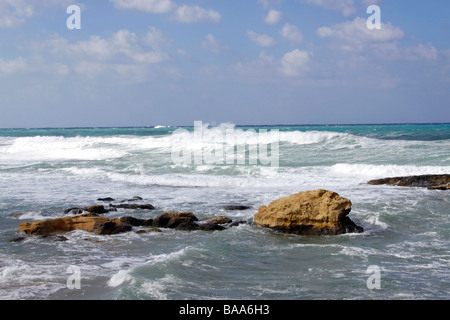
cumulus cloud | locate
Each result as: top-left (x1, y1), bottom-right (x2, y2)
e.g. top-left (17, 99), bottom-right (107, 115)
top-left (201, 34), bottom-right (226, 54)
top-left (0, 0), bottom-right (33, 28)
top-left (318, 17), bottom-right (405, 45)
top-left (317, 17), bottom-right (438, 61)
top-left (34, 27), bottom-right (173, 80)
top-left (234, 49), bottom-right (312, 79)
top-left (247, 30), bottom-right (276, 47)
top-left (265, 9), bottom-right (282, 25)
top-left (110, 1), bottom-right (221, 24)
top-left (48, 28), bottom-right (170, 64)
top-left (172, 5), bottom-right (221, 23)
top-left (109, 0), bottom-right (175, 13)
top-left (304, 0), bottom-right (356, 17)
top-left (257, 0), bottom-right (285, 9)
top-left (280, 49), bottom-right (311, 77)
top-left (280, 23), bottom-right (304, 45)
top-left (0, 57), bottom-right (28, 75)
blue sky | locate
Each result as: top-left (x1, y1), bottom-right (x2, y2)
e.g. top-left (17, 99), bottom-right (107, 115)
top-left (0, 0), bottom-right (449, 128)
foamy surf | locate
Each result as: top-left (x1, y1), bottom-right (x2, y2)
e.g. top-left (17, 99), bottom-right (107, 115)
top-left (0, 123), bottom-right (448, 300)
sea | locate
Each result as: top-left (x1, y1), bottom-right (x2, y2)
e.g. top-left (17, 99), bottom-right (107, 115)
top-left (0, 123), bottom-right (448, 300)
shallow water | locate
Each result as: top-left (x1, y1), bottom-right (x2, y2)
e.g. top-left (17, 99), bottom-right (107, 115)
top-left (0, 124), bottom-right (449, 300)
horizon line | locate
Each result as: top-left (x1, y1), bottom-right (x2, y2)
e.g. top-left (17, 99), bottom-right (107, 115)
top-left (0, 122), bottom-right (449, 130)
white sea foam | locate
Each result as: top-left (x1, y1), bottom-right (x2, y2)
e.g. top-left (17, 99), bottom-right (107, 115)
top-left (108, 270), bottom-right (132, 288)
top-left (330, 163), bottom-right (450, 180)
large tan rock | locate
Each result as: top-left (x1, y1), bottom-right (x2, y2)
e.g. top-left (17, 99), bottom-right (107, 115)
top-left (254, 189), bottom-right (363, 235)
top-left (18, 213), bottom-right (132, 236)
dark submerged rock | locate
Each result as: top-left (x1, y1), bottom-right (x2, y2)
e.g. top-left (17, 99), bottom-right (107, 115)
top-left (86, 205), bottom-right (109, 214)
top-left (152, 212), bottom-right (198, 229)
top-left (97, 197), bottom-right (116, 202)
top-left (119, 216), bottom-right (153, 227)
top-left (222, 205), bottom-right (252, 211)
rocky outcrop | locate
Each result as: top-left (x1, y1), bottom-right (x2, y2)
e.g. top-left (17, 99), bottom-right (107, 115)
top-left (368, 174), bottom-right (450, 189)
top-left (86, 205), bottom-right (110, 214)
top-left (152, 212), bottom-right (198, 228)
top-left (119, 216), bottom-right (153, 227)
top-left (254, 189), bottom-right (363, 236)
top-left (18, 213), bottom-right (132, 236)
top-left (202, 216), bottom-right (233, 225)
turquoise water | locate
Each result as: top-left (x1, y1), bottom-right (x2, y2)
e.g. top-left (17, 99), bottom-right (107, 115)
top-left (0, 123), bottom-right (448, 300)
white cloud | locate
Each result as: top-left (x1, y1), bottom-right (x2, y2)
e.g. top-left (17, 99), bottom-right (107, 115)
top-left (257, 0), bottom-right (285, 9)
top-left (0, 57), bottom-right (28, 75)
top-left (0, 0), bottom-right (33, 28)
top-left (48, 28), bottom-right (170, 64)
top-left (201, 34), bottom-right (226, 54)
top-left (235, 49), bottom-right (312, 79)
top-left (0, 0), bottom-right (83, 28)
top-left (318, 17), bottom-right (439, 61)
top-left (318, 17), bottom-right (404, 51)
top-left (109, 0), bottom-right (175, 13)
top-left (305, 0), bottom-right (356, 17)
top-left (265, 9), bottom-right (282, 25)
top-left (172, 5), bottom-right (221, 24)
top-left (247, 30), bottom-right (276, 47)
top-left (234, 51), bottom-right (276, 78)
top-left (35, 27), bottom-right (172, 79)
top-left (280, 49), bottom-right (311, 77)
top-left (280, 23), bottom-right (304, 45)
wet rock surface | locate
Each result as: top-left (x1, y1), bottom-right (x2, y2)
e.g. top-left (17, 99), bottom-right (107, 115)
top-left (368, 174), bottom-right (450, 189)
top-left (254, 189), bottom-right (364, 236)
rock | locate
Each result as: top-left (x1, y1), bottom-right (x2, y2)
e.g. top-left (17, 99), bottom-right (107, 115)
top-left (63, 207), bottom-right (84, 214)
top-left (121, 196), bottom-right (143, 202)
top-left (42, 234), bottom-right (69, 242)
top-left (97, 197), bottom-right (115, 202)
top-left (202, 216), bottom-right (232, 225)
top-left (229, 220), bottom-right (247, 227)
top-left (368, 174), bottom-right (450, 188)
top-left (198, 223), bottom-right (226, 231)
top-left (112, 204), bottom-right (155, 210)
top-left (152, 212), bottom-right (198, 229)
top-left (18, 213), bottom-right (132, 236)
top-left (119, 216), bottom-right (153, 227)
top-left (135, 228), bottom-right (162, 234)
top-left (173, 222), bottom-right (227, 232)
top-left (427, 185), bottom-right (450, 190)
top-left (86, 205), bottom-right (109, 214)
top-left (222, 205), bottom-right (252, 211)
top-left (68, 209), bottom-right (84, 215)
top-left (175, 222), bottom-right (202, 231)
top-left (254, 189), bottom-right (363, 236)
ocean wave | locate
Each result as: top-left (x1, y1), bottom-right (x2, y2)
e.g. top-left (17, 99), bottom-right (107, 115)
top-left (330, 163), bottom-right (450, 180)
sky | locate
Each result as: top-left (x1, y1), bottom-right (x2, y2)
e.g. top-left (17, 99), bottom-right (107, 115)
top-left (0, 0), bottom-right (449, 128)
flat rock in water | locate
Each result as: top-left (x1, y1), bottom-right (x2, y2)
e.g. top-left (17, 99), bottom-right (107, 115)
top-left (112, 203), bottom-right (155, 210)
top-left (368, 174), bottom-right (450, 188)
top-left (18, 213), bottom-right (132, 236)
top-left (97, 197), bottom-right (115, 202)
